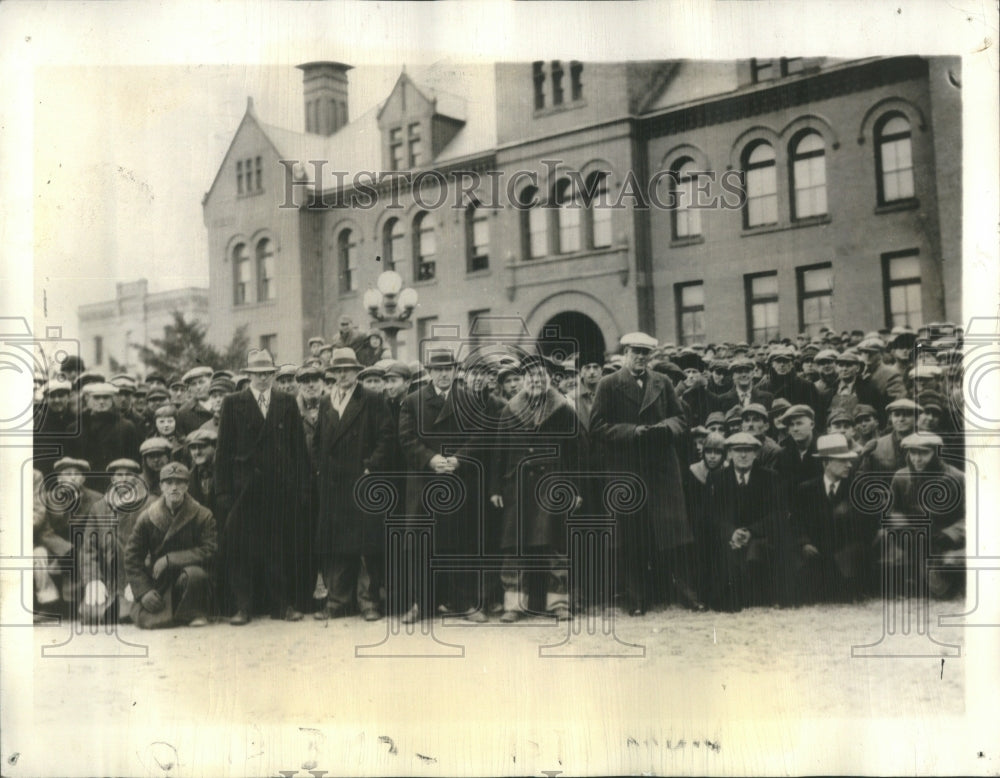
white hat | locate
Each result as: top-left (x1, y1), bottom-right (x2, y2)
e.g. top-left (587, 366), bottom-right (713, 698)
top-left (620, 332), bottom-right (658, 350)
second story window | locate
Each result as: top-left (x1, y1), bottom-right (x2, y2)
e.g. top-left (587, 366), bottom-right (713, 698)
top-left (875, 113), bottom-right (915, 204)
top-left (743, 141), bottom-right (778, 228)
top-left (338, 229), bottom-right (358, 292)
top-left (466, 204), bottom-right (489, 272)
top-left (414, 211), bottom-right (436, 281)
top-left (408, 123), bottom-right (423, 167)
top-left (236, 161), bottom-right (244, 194)
top-left (790, 131), bottom-right (827, 219)
top-left (532, 61), bottom-right (546, 110)
top-left (383, 217), bottom-right (404, 272)
top-left (519, 185), bottom-right (547, 260)
top-left (551, 61), bottom-right (565, 106)
top-left (672, 158), bottom-right (702, 239)
top-left (555, 178), bottom-right (581, 254)
top-left (390, 127), bottom-right (404, 171)
top-left (570, 61), bottom-right (584, 101)
top-left (233, 243), bottom-right (251, 305)
top-left (256, 238), bottom-right (275, 301)
top-left (255, 156), bottom-right (262, 191)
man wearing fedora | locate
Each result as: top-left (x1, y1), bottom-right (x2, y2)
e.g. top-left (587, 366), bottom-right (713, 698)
top-left (397, 348), bottom-right (504, 622)
top-left (314, 348), bottom-right (394, 621)
top-left (590, 332), bottom-right (701, 616)
top-left (791, 434), bottom-right (872, 603)
top-left (215, 348), bottom-right (312, 624)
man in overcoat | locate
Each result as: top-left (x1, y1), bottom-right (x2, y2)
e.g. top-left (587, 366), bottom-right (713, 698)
top-left (314, 348), bottom-right (393, 620)
top-left (589, 332), bottom-right (700, 616)
top-left (215, 349), bottom-right (312, 624)
top-left (397, 349), bottom-right (504, 622)
top-left (124, 462), bottom-right (217, 628)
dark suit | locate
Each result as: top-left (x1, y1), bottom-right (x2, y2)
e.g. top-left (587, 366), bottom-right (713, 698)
top-left (398, 382), bottom-right (503, 612)
top-left (590, 367), bottom-right (695, 612)
top-left (791, 475), bottom-right (874, 602)
top-left (705, 464), bottom-right (786, 610)
top-left (710, 387), bottom-right (775, 417)
top-left (176, 400), bottom-right (215, 437)
top-left (315, 385), bottom-right (392, 613)
top-left (215, 388), bottom-right (311, 617)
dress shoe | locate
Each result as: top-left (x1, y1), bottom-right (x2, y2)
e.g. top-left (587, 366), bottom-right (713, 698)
top-left (464, 608), bottom-right (488, 623)
top-left (188, 616), bottom-right (209, 627)
top-left (230, 610), bottom-right (250, 626)
top-left (361, 608), bottom-right (383, 622)
top-left (400, 604), bottom-right (420, 624)
top-left (499, 610), bottom-right (521, 623)
top-left (551, 606), bottom-right (572, 621)
top-left (283, 606), bottom-right (304, 622)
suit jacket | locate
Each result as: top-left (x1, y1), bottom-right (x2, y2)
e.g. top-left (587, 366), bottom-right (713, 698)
top-left (315, 385), bottom-right (393, 555)
top-left (757, 371), bottom-right (824, 429)
top-left (590, 367), bottom-right (692, 550)
top-left (706, 464), bottom-right (784, 546)
top-left (709, 386), bottom-right (775, 418)
top-left (865, 363), bottom-right (906, 403)
top-left (176, 400), bottom-right (215, 437)
top-left (827, 376), bottom-right (886, 425)
top-left (774, 436), bottom-right (823, 498)
top-left (792, 475), bottom-right (874, 562)
top-left (214, 388), bottom-right (311, 546)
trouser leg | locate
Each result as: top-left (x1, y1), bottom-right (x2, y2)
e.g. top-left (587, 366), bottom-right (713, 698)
top-left (545, 557), bottom-right (569, 612)
top-left (172, 566), bottom-right (211, 624)
top-left (229, 550), bottom-right (254, 614)
top-left (357, 554), bottom-right (383, 613)
top-left (324, 555), bottom-right (360, 612)
top-left (500, 557), bottom-right (528, 613)
top-left (34, 547), bottom-right (60, 604)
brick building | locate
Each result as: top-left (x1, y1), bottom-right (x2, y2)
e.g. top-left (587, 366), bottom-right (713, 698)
top-left (203, 56), bottom-right (961, 361)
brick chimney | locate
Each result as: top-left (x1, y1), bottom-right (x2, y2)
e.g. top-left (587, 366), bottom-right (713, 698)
top-left (297, 61), bottom-right (352, 136)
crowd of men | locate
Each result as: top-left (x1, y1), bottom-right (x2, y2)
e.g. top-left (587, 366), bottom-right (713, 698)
top-left (31, 316), bottom-right (967, 629)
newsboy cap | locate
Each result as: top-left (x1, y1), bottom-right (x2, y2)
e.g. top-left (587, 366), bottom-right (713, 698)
top-left (853, 404), bottom-right (878, 420)
top-left (740, 403), bottom-right (769, 419)
top-left (83, 382), bottom-right (118, 396)
top-left (181, 366), bottom-right (213, 384)
top-left (900, 432), bottom-right (943, 450)
top-left (159, 462), bottom-right (190, 482)
top-left (779, 404), bottom-right (815, 423)
top-left (725, 432), bottom-right (762, 449)
top-left (53, 456), bottom-right (90, 473)
top-left (186, 428), bottom-right (218, 446)
top-left (383, 360), bottom-right (412, 381)
top-left (295, 364), bottom-right (324, 382)
top-left (107, 458), bottom-right (142, 474)
top-left (886, 398), bottom-right (922, 414)
top-left (153, 404), bottom-right (177, 418)
top-left (620, 332), bottom-right (658, 350)
top-left (139, 437), bottom-right (172, 456)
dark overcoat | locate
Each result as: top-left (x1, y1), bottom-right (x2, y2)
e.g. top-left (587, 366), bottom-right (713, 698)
top-left (490, 387), bottom-right (588, 552)
top-left (792, 474), bottom-right (875, 579)
top-left (589, 367), bottom-right (693, 551)
top-left (69, 410), bottom-right (141, 486)
top-left (124, 493), bottom-right (217, 628)
top-left (314, 385), bottom-right (393, 556)
top-left (398, 383), bottom-right (503, 554)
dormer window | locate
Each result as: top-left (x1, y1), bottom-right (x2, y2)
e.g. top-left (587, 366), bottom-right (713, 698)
top-left (408, 122), bottom-right (422, 167)
top-left (236, 156), bottom-right (263, 195)
top-left (551, 61), bottom-right (565, 106)
top-left (532, 61), bottom-right (584, 113)
top-left (390, 128), bottom-right (404, 171)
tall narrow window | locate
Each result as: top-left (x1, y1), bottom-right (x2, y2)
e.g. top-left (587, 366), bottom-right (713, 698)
top-left (743, 141), bottom-right (778, 228)
top-left (746, 271), bottom-right (780, 343)
top-left (876, 114), bottom-right (914, 204)
top-left (338, 229), bottom-right (357, 293)
top-left (675, 282), bottom-right (706, 346)
top-left (550, 60), bottom-right (565, 106)
top-left (236, 161), bottom-right (244, 194)
top-left (466, 204), bottom-right (489, 272)
top-left (797, 263), bottom-right (833, 336)
top-left (383, 218), bottom-right (404, 272)
top-left (408, 122), bottom-right (422, 167)
top-left (751, 58), bottom-right (774, 83)
top-left (256, 238), bottom-right (275, 301)
top-left (233, 243), bottom-right (251, 305)
top-left (532, 61), bottom-right (546, 110)
top-left (672, 158), bottom-right (702, 239)
top-left (389, 127), bottom-right (404, 171)
top-left (790, 131), bottom-right (827, 219)
top-left (570, 61), bottom-right (584, 101)
top-left (585, 171), bottom-right (612, 248)
top-left (520, 186), bottom-right (547, 260)
top-left (555, 178), bottom-right (581, 254)
top-left (255, 156), bottom-right (262, 192)
top-left (882, 250), bottom-right (922, 328)
top-left (414, 212), bottom-right (436, 281)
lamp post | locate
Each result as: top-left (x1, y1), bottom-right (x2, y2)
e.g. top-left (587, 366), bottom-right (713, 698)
top-left (363, 270), bottom-right (419, 359)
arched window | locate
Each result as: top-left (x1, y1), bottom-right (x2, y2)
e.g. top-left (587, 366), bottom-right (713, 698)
top-left (256, 238), bottom-right (275, 301)
top-left (584, 171), bottom-right (612, 249)
top-left (875, 113), bottom-right (914, 204)
top-left (520, 186), bottom-right (547, 260)
top-left (338, 229), bottom-right (357, 292)
top-left (414, 212), bottom-right (436, 281)
top-left (466, 203), bottom-right (489, 272)
top-left (382, 217), bottom-right (404, 271)
top-left (743, 141), bottom-right (778, 228)
top-left (672, 158), bottom-right (702, 239)
top-left (555, 178), bottom-right (581, 254)
top-left (232, 243), bottom-right (251, 305)
top-left (790, 131), bottom-right (827, 219)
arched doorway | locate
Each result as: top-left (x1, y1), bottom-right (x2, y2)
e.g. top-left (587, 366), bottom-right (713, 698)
top-left (537, 311), bottom-right (607, 364)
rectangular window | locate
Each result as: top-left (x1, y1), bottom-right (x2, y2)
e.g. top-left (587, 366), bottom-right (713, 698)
top-left (390, 127), bottom-right (403, 171)
top-left (792, 152), bottom-right (827, 218)
top-left (528, 207), bottom-right (547, 259)
top-left (745, 271), bottom-right (780, 343)
top-left (408, 123), bottom-right (422, 167)
top-left (94, 336), bottom-right (103, 366)
top-left (236, 161), bottom-right (243, 194)
top-left (882, 250), bottom-right (922, 328)
top-left (751, 58), bottom-right (774, 83)
top-left (675, 282), bottom-right (706, 346)
top-left (797, 263), bottom-right (833, 336)
top-left (550, 60), bottom-right (564, 105)
top-left (235, 258), bottom-right (250, 305)
top-left (470, 210), bottom-right (489, 272)
top-left (558, 201), bottom-right (581, 254)
top-left (880, 136), bottom-right (914, 202)
top-left (570, 61), bottom-right (584, 101)
top-left (255, 156), bottom-right (262, 191)
top-left (259, 333), bottom-right (276, 358)
top-left (532, 61), bottom-right (546, 110)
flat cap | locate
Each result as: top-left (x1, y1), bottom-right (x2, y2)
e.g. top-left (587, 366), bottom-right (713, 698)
top-left (153, 404), bottom-right (177, 418)
top-left (139, 437), bottom-right (173, 456)
top-left (159, 462), bottom-right (190, 482)
top-left (814, 349), bottom-right (840, 363)
top-left (53, 456), bottom-right (90, 472)
top-left (135, 383), bottom-right (149, 397)
top-left (186, 428), bottom-right (218, 445)
top-left (900, 432), bottom-right (943, 449)
top-left (853, 404), bottom-right (878, 420)
top-left (181, 366), bottom-right (213, 384)
top-left (729, 357), bottom-right (755, 372)
top-left (886, 398), bottom-right (922, 413)
top-left (826, 409), bottom-right (854, 426)
top-left (295, 364), bottom-right (324, 381)
top-left (705, 411), bottom-right (727, 427)
top-left (725, 432), bottom-right (762, 449)
top-left (209, 377), bottom-right (235, 394)
top-left (107, 458), bottom-right (142, 473)
top-left (83, 382), bottom-right (118, 396)
top-left (709, 359), bottom-right (730, 372)
top-left (857, 337), bottom-right (886, 353)
top-left (770, 397), bottom-right (792, 416)
top-left (45, 379), bottom-right (72, 395)
top-left (145, 372), bottom-right (167, 385)
top-left (674, 350), bottom-right (704, 371)
top-left (724, 405), bottom-right (743, 423)
top-left (146, 387), bottom-right (169, 401)
top-left (910, 364), bottom-right (943, 380)
top-left (357, 365), bottom-right (386, 381)
top-left (308, 336), bottom-right (325, 346)
top-left (110, 374), bottom-right (137, 391)
top-left (212, 370), bottom-right (235, 382)
top-left (620, 332), bottom-right (658, 350)
top-left (169, 378), bottom-right (186, 390)
top-left (275, 364), bottom-right (299, 380)
top-left (740, 403), bottom-right (769, 419)
top-left (383, 360), bottom-right (412, 381)
top-left (835, 350), bottom-right (865, 365)
top-left (779, 404), bottom-right (815, 423)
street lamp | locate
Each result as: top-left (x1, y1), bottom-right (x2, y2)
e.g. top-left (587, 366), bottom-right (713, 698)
top-left (363, 270), bottom-right (418, 358)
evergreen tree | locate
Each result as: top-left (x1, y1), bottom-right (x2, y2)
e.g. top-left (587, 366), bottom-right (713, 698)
top-left (134, 311), bottom-right (249, 377)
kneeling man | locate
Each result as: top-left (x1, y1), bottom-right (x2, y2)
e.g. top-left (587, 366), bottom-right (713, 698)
top-left (125, 462), bottom-right (217, 628)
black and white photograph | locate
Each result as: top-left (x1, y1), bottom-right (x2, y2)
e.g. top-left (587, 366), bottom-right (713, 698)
top-left (1, 1), bottom-right (998, 775)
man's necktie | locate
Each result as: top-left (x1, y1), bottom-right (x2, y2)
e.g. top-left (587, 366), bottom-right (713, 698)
top-left (258, 393), bottom-right (268, 417)
top-left (828, 482), bottom-right (837, 500)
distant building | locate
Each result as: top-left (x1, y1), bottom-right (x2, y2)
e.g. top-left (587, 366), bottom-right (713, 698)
top-left (77, 279), bottom-right (209, 376)
top-left (203, 56), bottom-right (961, 361)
